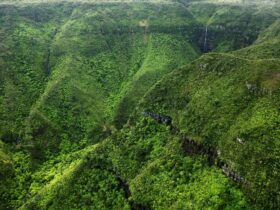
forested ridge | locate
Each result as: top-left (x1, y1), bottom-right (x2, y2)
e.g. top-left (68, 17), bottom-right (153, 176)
top-left (0, 0), bottom-right (280, 209)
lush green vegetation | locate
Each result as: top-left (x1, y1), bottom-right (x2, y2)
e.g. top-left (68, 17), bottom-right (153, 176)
top-left (1, 0), bottom-right (280, 209)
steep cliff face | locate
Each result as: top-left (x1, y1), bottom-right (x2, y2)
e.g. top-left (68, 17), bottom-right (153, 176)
top-left (1, 1), bottom-right (280, 210)
top-left (139, 53), bottom-right (280, 209)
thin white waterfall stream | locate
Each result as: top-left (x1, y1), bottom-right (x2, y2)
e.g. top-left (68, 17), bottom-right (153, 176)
top-left (203, 26), bottom-right (208, 52)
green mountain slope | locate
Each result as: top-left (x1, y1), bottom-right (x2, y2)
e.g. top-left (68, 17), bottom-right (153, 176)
top-left (1, 0), bottom-right (280, 210)
top-left (138, 53), bottom-right (280, 209)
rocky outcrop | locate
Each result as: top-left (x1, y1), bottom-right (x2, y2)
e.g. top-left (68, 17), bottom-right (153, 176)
top-left (143, 111), bottom-right (172, 126)
top-left (182, 137), bottom-right (246, 184)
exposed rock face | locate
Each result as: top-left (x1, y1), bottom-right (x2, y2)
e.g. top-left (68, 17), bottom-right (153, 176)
top-left (143, 111), bottom-right (172, 126)
top-left (182, 137), bottom-right (246, 184)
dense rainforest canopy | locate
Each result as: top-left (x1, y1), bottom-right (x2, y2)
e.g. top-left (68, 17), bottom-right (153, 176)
top-left (0, 0), bottom-right (280, 209)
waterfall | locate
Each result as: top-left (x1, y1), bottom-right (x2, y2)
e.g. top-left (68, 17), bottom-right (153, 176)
top-left (203, 26), bottom-right (208, 53)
